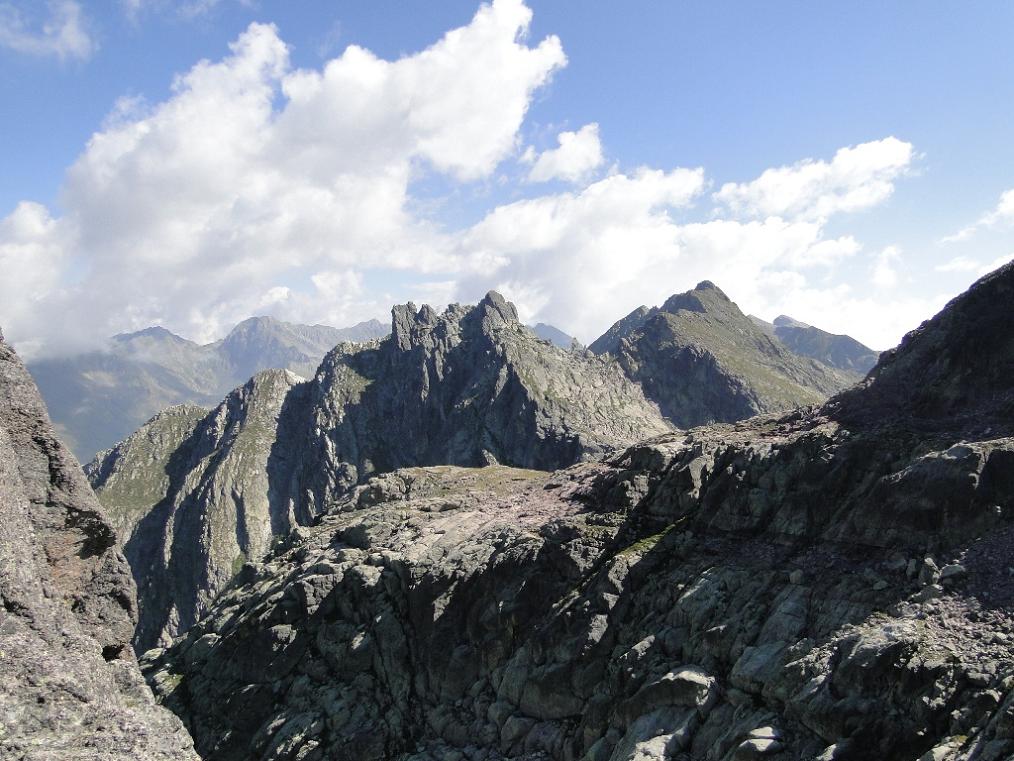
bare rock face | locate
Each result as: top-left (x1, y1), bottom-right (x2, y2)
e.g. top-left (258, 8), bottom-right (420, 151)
top-left (290, 292), bottom-right (671, 518)
top-left (0, 330), bottom-right (197, 759)
top-left (145, 264), bottom-right (1014, 761)
top-left (91, 293), bottom-right (669, 651)
top-left (590, 282), bottom-right (858, 428)
top-left (88, 369), bottom-right (307, 651)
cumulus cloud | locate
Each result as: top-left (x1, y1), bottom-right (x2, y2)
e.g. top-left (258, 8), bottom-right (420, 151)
top-left (872, 245), bottom-right (901, 289)
top-left (714, 137), bottom-right (914, 222)
top-left (0, 0), bottom-right (95, 60)
top-left (0, 0), bottom-right (934, 356)
top-left (0, 1), bottom-right (566, 354)
top-left (526, 123), bottom-right (604, 183)
top-left (942, 188), bottom-right (1014, 243)
top-left (452, 165), bottom-right (924, 349)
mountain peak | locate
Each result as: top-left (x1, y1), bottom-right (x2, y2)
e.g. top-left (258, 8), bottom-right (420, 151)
top-left (773, 314), bottom-right (811, 329)
top-left (478, 290), bottom-right (520, 325)
top-left (229, 315), bottom-right (280, 333)
top-left (660, 280), bottom-right (735, 316)
top-left (111, 325), bottom-right (190, 344)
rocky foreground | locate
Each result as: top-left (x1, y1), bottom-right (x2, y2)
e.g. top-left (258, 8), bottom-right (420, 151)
top-left (143, 264), bottom-right (1014, 761)
top-left (0, 330), bottom-right (197, 760)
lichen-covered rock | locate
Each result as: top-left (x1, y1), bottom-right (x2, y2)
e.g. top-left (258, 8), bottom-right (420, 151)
top-left (0, 329), bottom-right (197, 760)
top-left (145, 263), bottom-right (1014, 761)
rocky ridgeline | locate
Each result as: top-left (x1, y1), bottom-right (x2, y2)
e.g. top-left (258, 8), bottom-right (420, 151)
top-left (590, 282), bottom-right (860, 428)
top-left (142, 263), bottom-right (1014, 761)
top-left (0, 330), bottom-right (197, 759)
top-left (89, 293), bottom-right (670, 651)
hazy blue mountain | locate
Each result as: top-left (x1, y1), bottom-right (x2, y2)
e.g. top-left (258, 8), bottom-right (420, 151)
top-left (529, 322), bottom-right (581, 349)
top-left (28, 316), bottom-right (388, 461)
top-left (758, 314), bottom-right (881, 375)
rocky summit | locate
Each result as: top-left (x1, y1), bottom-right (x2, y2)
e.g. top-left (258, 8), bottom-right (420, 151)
top-left (589, 282), bottom-right (858, 428)
top-left (139, 263), bottom-right (1014, 761)
top-left (89, 292), bottom-right (670, 651)
top-left (0, 329), bottom-right (197, 760)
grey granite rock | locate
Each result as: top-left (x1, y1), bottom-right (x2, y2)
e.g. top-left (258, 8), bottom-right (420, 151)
top-left (143, 262), bottom-right (1014, 761)
top-left (0, 329), bottom-right (197, 759)
top-left (91, 293), bottom-right (670, 650)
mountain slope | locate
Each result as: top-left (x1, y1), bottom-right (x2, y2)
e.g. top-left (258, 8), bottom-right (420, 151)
top-left (590, 281), bottom-right (857, 428)
top-left (143, 263), bottom-right (1014, 761)
top-left (90, 292), bottom-right (670, 650)
top-left (0, 329), bottom-right (197, 759)
top-left (28, 316), bottom-right (388, 461)
top-left (751, 314), bottom-right (880, 374)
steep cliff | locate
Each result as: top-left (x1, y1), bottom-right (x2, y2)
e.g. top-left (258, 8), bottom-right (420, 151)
top-left (0, 330), bottom-right (197, 759)
top-left (144, 263), bottom-right (1014, 761)
top-left (88, 370), bottom-right (307, 651)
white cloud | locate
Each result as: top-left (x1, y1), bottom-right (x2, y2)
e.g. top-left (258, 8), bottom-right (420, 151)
top-left (0, 1), bottom-right (566, 354)
top-left (451, 164), bottom-right (925, 349)
top-left (941, 188), bottom-right (1014, 243)
top-left (526, 123), bottom-right (604, 183)
top-left (0, 1), bottom-right (95, 60)
top-left (714, 137), bottom-right (914, 222)
top-left (0, 0), bottom-right (943, 357)
top-left (872, 245), bottom-right (901, 289)
top-left (938, 253), bottom-right (1014, 276)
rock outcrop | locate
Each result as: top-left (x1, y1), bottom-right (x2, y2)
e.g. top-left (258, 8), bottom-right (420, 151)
top-left (28, 316), bottom-right (387, 461)
top-left (88, 370), bottom-right (306, 651)
top-left (144, 263), bottom-right (1014, 761)
top-left (90, 293), bottom-right (670, 650)
top-left (590, 282), bottom-right (857, 428)
top-left (0, 329), bottom-right (197, 759)
top-left (751, 315), bottom-right (880, 375)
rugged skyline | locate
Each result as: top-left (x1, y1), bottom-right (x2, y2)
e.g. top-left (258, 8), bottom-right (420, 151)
top-left (2, 1), bottom-right (1012, 358)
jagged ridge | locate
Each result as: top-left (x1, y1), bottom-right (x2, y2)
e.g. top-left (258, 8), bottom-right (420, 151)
top-left (90, 293), bottom-right (670, 651)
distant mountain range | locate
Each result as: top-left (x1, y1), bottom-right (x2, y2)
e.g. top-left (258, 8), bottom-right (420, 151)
top-left (530, 322), bottom-right (581, 349)
top-left (749, 314), bottom-right (880, 374)
top-left (28, 316), bottom-right (389, 461)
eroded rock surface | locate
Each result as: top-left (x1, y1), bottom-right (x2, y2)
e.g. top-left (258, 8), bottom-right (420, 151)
top-left (91, 293), bottom-right (669, 650)
top-left (145, 265), bottom-right (1014, 760)
top-left (0, 330), bottom-right (197, 759)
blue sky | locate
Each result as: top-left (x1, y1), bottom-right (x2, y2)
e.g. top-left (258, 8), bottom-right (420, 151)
top-left (1, 1), bottom-right (1012, 354)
